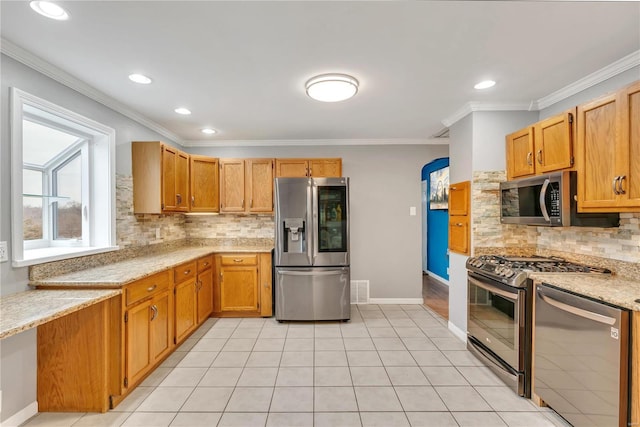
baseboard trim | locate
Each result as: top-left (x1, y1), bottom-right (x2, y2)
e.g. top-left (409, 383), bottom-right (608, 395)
top-left (2, 401), bottom-right (38, 427)
top-left (368, 298), bottom-right (424, 305)
top-left (448, 321), bottom-right (467, 343)
top-left (426, 271), bottom-right (450, 287)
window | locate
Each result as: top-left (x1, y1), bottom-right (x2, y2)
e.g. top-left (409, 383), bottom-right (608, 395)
top-left (11, 88), bottom-right (117, 266)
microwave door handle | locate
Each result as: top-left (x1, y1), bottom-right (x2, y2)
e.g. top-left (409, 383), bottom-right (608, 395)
top-left (539, 178), bottom-right (551, 223)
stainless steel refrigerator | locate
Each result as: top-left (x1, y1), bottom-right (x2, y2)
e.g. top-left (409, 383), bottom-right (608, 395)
top-left (274, 177), bottom-right (350, 321)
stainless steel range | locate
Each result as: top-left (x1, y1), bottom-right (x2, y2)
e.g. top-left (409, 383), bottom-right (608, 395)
top-left (465, 255), bottom-right (610, 397)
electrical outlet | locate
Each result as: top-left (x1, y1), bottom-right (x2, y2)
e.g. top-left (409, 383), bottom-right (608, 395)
top-left (0, 241), bottom-right (8, 263)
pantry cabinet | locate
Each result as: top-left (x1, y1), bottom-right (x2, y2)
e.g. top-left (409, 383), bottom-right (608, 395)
top-left (275, 158), bottom-right (342, 178)
top-left (132, 141), bottom-right (190, 214)
top-left (220, 158), bottom-right (274, 214)
top-left (190, 155), bottom-right (219, 212)
top-left (448, 181), bottom-right (470, 255)
top-left (506, 111), bottom-right (574, 180)
top-left (577, 80), bottom-right (640, 212)
top-left (123, 270), bottom-right (173, 388)
top-left (213, 253), bottom-right (272, 317)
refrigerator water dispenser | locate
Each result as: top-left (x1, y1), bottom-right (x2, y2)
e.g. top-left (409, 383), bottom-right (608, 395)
top-left (283, 218), bottom-right (305, 253)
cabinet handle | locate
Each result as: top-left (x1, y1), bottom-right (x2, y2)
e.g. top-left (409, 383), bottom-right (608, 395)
top-left (617, 175), bottom-right (626, 195)
top-left (536, 150), bottom-right (543, 165)
top-left (176, 194), bottom-right (182, 205)
top-left (150, 305), bottom-right (158, 321)
top-left (184, 269), bottom-right (191, 275)
top-left (456, 223), bottom-right (463, 227)
top-left (612, 176), bottom-right (621, 195)
top-left (191, 196), bottom-right (195, 207)
top-left (250, 199), bottom-right (253, 208)
top-left (526, 152), bottom-right (533, 166)
top-left (233, 259), bottom-right (243, 263)
top-left (203, 261), bottom-right (209, 267)
top-left (147, 285), bottom-right (157, 292)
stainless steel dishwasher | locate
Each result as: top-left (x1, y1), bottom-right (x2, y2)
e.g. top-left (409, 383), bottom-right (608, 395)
top-left (534, 283), bottom-right (629, 427)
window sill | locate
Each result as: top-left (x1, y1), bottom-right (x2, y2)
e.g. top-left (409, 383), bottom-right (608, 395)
top-left (13, 246), bottom-right (120, 268)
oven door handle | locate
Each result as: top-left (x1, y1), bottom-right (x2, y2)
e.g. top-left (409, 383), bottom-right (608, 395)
top-left (468, 337), bottom-right (518, 378)
top-left (539, 178), bottom-right (551, 223)
top-left (468, 275), bottom-right (517, 302)
top-left (538, 291), bottom-right (616, 325)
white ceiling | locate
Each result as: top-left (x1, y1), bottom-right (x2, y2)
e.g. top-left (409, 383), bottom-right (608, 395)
top-left (1, 1), bottom-right (639, 145)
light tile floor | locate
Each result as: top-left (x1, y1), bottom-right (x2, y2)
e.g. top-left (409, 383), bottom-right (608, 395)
top-left (23, 305), bottom-right (572, 427)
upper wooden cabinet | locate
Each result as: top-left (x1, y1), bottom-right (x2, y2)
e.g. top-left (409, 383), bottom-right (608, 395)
top-left (132, 141), bottom-right (190, 214)
top-left (275, 158), bottom-right (342, 178)
top-left (220, 158), bottom-right (274, 214)
top-left (190, 156), bottom-right (219, 213)
top-left (448, 180), bottom-right (471, 256)
top-left (577, 80), bottom-right (640, 212)
top-left (506, 110), bottom-right (574, 180)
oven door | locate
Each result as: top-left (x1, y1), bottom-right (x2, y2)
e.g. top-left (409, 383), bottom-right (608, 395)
top-left (467, 272), bottom-right (527, 390)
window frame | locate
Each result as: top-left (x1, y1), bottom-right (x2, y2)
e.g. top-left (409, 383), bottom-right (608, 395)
top-left (10, 87), bottom-right (117, 267)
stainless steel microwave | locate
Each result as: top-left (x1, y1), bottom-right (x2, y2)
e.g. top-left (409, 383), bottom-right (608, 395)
top-left (500, 171), bottom-right (619, 227)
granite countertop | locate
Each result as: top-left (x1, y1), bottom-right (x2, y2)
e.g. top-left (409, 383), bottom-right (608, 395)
top-left (0, 289), bottom-right (121, 339)
top-left (529, 273), bottom-right (640, 311)
top-left (31, 245), bottom-right (273, 289)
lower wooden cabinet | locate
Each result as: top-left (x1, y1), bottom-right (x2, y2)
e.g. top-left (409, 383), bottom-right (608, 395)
top-left (197, 256), bottom-right (214, 324)
top-left (214, 253), bottom-right (272, 317)
top-left (174, 261), bottom-right (198, 343)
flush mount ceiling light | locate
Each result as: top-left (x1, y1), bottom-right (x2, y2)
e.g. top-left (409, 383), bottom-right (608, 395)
top-left (30, 1), bottom-right (70, 20)
top-left (474, 80), bottom-right (496, 90)
top-left (201, 128), bottom-right (216, 135)
top-left (128, 74), bottom-right (152, 84)
top-left (174, 107), bottom-right (191, 115)
top-left (305, 73), bottom-right (359, 102)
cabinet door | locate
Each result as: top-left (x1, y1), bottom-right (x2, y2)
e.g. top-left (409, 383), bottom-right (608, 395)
top-left (449, 181), bottom-right (470, 216)
top-left (197, 267), bottom-right (214, 324)
top-left (577, 92), bottom-right (619, 209)
top-left (534, 111), bottom-right (574, 173)
top-left (246, 159), bottom-right (274, 213)
top-left (618, 81), bottom-right (640, 208)
top-left (309, 159), bottom-right (342, 177)
top-left (161, 145), bottom-right (178, 211)
top-left (506, 127), bottom-right (535, 179)
top-left (220, 266), bottom-right (259, 312)
top-left (175, 151), bottom-right (190, 212)
top-left (449, 217), bottom-right (470, 255)
top-left (190, 156), bottom-right (219, 212)
top-left (259, 253), bottom-right (272, 317)
top-left (275, 159), bottom-right (309, 177)
top-left (150, 290), bottom-right (172, 363)
top-left (220, 159), bottom-right (246, 212)
top-left (126, 299), bottom-right (152, 387)
top-left (175, 279), bottom-right (197, 343)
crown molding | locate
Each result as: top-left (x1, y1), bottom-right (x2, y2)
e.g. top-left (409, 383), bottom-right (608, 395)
top-left (441, 49), bottom-right (640, 128)
top-left (441, 102), bottom-right (531, 127)
top-left (183, 138), bottom-right (449, 147)
top-left (535, 49), bottom-right (640, 110)
top-left (1, 38), bottom-right (184, 146)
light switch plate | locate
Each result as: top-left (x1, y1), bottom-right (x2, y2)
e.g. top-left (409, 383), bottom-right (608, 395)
top-left (0, 241), bottom-right (8, 262)
top-left (409, 206), bottom-right (417, 216)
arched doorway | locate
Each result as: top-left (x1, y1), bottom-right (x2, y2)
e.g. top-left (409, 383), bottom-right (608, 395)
top-left (421, 157), bottom-right (449, 319)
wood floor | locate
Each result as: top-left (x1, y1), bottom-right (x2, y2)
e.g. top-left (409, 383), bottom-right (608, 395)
top-left (422, 274), bottom-right (449, 320)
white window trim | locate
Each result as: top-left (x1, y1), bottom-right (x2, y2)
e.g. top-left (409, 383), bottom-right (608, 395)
top-left (11, 87), bottom-right (118, 267)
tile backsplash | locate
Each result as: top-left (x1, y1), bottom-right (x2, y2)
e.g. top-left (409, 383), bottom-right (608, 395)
top-left (472, 171), bottom-right (640, 265)
top-left (185, 214), bottom-right (275, 240)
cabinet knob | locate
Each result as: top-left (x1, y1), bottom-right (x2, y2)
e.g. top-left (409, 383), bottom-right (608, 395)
top-left (147, 285), bottom-right (157, 292)
top-left (184, 269), bottom-right (191, 275)
top-left (191, 196), bottom-right (195, 206)
top-left (456, 223), bottom-right (463, 227)
top-left (176, 194), bottom-right (182, 204)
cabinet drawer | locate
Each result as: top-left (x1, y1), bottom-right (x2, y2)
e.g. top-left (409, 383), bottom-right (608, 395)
top-left (220, 254), bottom-right (258, 266)
top-left (198, 256), bottom-right (214, 273)
top-left (126, 270), bottom-right (171, 306)
top-left (175, 261), bottom-right (197, 283)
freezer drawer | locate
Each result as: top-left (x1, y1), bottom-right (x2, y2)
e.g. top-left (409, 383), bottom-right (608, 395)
top-left (534, 284), bottom-right (629, 427)
top-left (275, 267), bottom-right (350, 321)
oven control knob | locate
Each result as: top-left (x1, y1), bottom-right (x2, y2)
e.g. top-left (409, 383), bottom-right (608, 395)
top-left (503, 268), bottom-right (514, 278)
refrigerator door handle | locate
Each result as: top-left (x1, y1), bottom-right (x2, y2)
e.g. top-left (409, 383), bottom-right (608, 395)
top-left (311, 182), bottom-right (319, 264)
top-left (277, 268), bottom-right (346, 276)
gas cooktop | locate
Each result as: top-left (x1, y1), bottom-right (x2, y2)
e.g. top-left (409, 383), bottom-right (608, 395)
top-left (466, 255), bottom-right (611, 287)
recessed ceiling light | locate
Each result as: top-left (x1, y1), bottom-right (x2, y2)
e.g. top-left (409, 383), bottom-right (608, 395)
top-left (201, 128), bottom-right (217, 135)
top-left (474, 80), bottom-right (496, 90)
top-left (30, 1), bottom-right (70, 20)
top-left (174, 108), bottom-right (192, 115)
top-left (128, 74), bottom-right (152, 84)
top-left (306, 73), bottom-right (359, 102)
